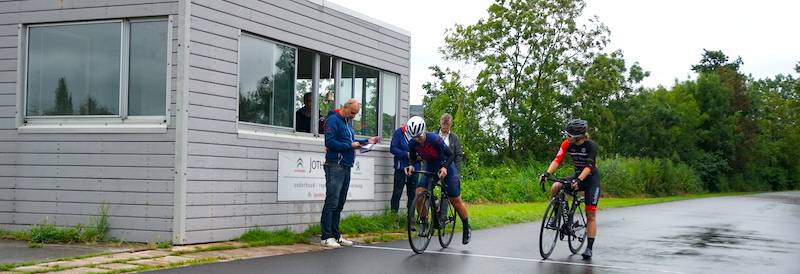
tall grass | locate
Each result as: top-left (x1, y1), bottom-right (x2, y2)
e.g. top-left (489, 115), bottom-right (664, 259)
top-left (602, 157), bottom-right (702, 197)
top-left (7, 204), bottom-right (110, 244)
top-left (460, 157), bottom-right (704, 203)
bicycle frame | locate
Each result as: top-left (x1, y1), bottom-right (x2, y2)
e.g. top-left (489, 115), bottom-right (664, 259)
top-left (539, 177), bottom-right (588, 259)
top-left (407, 169), bottom-right (457, 254)
top-left (413, 170), bottom-right (450, 227)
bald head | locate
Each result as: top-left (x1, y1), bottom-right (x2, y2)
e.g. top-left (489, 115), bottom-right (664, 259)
top-left (341, 98), bottom-right (361, 119)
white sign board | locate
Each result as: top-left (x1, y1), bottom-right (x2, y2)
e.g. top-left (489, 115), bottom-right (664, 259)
top-left (278, 151), bottom-right (375, 201)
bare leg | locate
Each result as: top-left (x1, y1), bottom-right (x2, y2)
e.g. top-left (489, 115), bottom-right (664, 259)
top-left (448, 196), bottom-right (469, 220)
top-left (586, 210), bottom-right (596, 238)
top-left (549, 182), bottom-right (563, 198)
top-left (414, 187), bottom-right (428, 218)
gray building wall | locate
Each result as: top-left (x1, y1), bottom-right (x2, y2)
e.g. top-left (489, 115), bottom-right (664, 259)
top-left (182, 0), bottom-right (411, 244)
top-left (0, 0), bottom-right (410, 244)
top-left (0, 0), bottom-right (180, 243)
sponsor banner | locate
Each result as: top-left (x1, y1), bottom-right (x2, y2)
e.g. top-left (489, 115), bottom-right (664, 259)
top-left (278, 151), bottom-right (374, 201)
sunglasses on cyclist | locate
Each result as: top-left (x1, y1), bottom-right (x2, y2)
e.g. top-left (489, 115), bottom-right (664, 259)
top-left (563, 131), bottom-right (584, 139)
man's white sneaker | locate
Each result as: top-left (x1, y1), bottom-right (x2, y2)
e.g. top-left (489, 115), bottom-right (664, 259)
top-left (337, 237), bottom-right (354, 246)
top-left (321, 238), bottom-right (341, 248)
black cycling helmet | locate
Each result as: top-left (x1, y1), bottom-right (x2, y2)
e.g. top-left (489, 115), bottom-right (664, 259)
top-left (564, 119), bottom-right (588, 137)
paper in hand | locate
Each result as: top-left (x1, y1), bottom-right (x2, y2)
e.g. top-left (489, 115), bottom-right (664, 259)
top-left (360, 143), bottom-right (375, 153)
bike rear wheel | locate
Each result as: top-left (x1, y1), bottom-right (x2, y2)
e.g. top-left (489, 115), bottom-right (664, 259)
top-left (437, 196), bottom-right (456, 248)
top-left (568, 203), bottom-right (587, 254)
top-left (407, 191), bottom-right (434, 254)
top-left (539, 198), bottom-right (560, 259)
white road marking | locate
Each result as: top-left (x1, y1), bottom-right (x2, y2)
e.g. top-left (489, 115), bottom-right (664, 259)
top-left (353, 245), bottom-right (692, 274)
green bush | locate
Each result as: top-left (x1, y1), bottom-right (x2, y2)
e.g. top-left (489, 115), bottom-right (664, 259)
top-left (600, 157), bottom-right (703, 197)
top-left (460, 161), bottom-right (570, 203)
top-left (461, 156), bottom-right (705, 202)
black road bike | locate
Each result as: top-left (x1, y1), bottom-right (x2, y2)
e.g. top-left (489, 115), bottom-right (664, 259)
top-left (407, 170), bottom-right (457, 254)
top-left (538, 177), bottom-right (588, 259)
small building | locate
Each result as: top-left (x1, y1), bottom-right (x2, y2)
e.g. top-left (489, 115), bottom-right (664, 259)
top-left (0, 0), bottom-right (411, 244)
top-left (409, 104), bottom-right (423, 117)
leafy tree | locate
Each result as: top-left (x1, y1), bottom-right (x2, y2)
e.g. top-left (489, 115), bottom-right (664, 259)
top-left (691, 49), bottom-right (743, 73)
top-left (615, 84), bottom-right (704, 161)
top-left (441, 0), bottom-right (610, 158)
top-left (748, 72), bottom-right (800, 190)
top-left (688, 50), bottom-right (757, 190)
top-left (571, 50), bottom-right (648, 153)
top-left (422, 66), bottom-right (500, 165)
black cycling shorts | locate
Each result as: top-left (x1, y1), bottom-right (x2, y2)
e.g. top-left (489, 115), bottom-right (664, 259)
top-left (564, 171), bottom-right (601, 208)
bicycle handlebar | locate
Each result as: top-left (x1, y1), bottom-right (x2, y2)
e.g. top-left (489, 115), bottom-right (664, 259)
top-left (411, 170), bottom-right (438, 176)
top-left (539, 176), bottom-right (569, 192)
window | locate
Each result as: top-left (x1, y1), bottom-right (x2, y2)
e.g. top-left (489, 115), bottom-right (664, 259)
top-left (294, 49), bottom-right (315, 133)
top-left (318, 54), bottom-right (336, 126)
top-left (128, 21), bottom-right (169, 116)
top-left (339, 62), bottom-right (379, 136)
top-left (381, 72), bottom-right (399, 139)
top-left (238, 34), bottom-right (296, 128)
top-left (24, 19), bottom-right (169, 122)
top-left (236, 33), bottom-right (401, 140)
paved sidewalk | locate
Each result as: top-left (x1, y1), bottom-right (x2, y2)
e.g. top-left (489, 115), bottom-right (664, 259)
top-left (2, 241), bottom-right (324, 273)
top-left (0, 240), bottom-right (135, 264)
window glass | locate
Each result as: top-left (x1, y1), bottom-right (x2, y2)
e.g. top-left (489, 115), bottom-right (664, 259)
top-left (128, 20), bottom-right (168, 116)
top-left (381, 72), bottom-right (399, 139)
top-left (238, 35), bottom-right (296, 128)
top-left (317, 55), bottom-right (336, 134)
top-left (26, 22), bottom-right (121, 116)
top-left (295, 49), bottom-right (314, 133)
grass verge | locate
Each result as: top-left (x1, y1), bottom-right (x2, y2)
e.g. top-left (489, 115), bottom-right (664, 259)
top-left (239, 192), bottom-right (751, 245)
top-left (468, 192), bottom-right (751, 230)
top-left (239, 228), bottom-right (307, 247)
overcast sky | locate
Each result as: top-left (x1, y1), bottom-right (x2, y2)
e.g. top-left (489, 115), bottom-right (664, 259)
top-left (332, 0), bottom-right (800, 105)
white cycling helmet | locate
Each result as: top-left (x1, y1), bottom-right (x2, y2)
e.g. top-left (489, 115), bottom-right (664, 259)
top-left (405, 116), bottom-right (426, 141)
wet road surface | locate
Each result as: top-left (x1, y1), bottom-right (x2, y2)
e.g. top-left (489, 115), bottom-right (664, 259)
top-left (148, 192), bottom-right (800, 274)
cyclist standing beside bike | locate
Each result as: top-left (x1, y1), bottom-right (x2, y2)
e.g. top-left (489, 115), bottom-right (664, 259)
top-left (540, 119), bottom-right (600, 259)
top-left (404, 116), bottom-right (472, 245)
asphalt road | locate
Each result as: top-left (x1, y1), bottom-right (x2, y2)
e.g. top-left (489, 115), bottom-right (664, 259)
top-left (148, 192), bottom-right (800, 274)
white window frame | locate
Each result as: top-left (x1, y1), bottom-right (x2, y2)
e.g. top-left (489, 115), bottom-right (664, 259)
top-left (338, 60), bottom-right (384, 139)
top-left (16, 17), bottom-right (173, 134)
top-left (379, 71), bottom-right (401, 141)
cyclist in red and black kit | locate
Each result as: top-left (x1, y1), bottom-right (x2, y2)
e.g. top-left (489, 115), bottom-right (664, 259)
top-left (540, 119), bottom-right (600, 259)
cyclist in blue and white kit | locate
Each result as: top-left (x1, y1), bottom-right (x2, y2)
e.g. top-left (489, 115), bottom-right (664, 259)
top-left (403, 116), bottom-right (471, 245)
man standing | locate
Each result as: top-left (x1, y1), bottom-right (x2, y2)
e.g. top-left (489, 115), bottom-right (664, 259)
top-left (389, 124), bottom-right (418, 213)
top-left (438, 113), bottom-right (464, 172)
top-left (321, 98), bottom-right (379, 248)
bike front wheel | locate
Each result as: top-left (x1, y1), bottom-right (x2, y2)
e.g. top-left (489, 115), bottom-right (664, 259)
top-left (539, 198), bottom-right (560, 259)
top-left (407, 191), bottom-right (434, 254)
top-left (437, 197), bottom-right (456, 248)
top-left (568, 204), bottom-right (587, 254)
